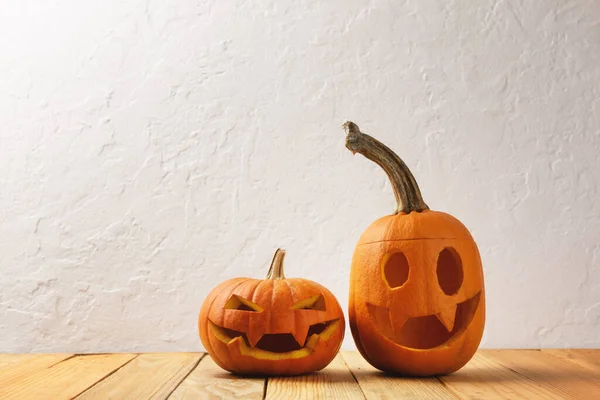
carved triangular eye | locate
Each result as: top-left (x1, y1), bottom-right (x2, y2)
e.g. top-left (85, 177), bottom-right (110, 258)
top-left (224, 295), bottom-right (263, 312)
top-left (290, 294), bottom-right (326, 311)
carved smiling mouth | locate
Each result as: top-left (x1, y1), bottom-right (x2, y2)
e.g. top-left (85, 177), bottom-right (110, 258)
top-left (208, 319), bottom-right (340, 359)
top-left (367, 292), bottom-right (481, 349)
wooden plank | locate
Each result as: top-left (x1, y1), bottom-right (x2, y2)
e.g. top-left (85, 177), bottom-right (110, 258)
top-left (485, 349), bottom-right (600, 399)
top-left (440, 352), bottom-right (564, 399)
top-left (0, 354), bottom-right (73, 387)
top-left (341, 351), bottom-right (455, 399)
top-left (265, 353), bottom-right (364, 400)
top-left (0, 354), bottom-right (43, 369)
top-left (76, 352), bottom-right (201, 400)
top-left (0, 353), bottom-right (136, 400)
top-left (169, 354), bottom-right (264, 400)
top-left (542, 349), bottom-right (600, 372)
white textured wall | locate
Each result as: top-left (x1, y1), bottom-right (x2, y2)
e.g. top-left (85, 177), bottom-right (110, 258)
top-left (1, 0), bottom-right (599, 353)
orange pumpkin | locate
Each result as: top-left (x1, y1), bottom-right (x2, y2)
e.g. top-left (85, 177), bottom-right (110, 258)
top-left (344, 121), bottom-right (485, 376)
top-left (198, 249), bottom-right (345, 376)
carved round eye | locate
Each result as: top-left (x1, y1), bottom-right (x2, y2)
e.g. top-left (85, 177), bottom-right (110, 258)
top-left (224, 295), bottom-right (263, 312)
top-left (436, 247), bottom-right (463, 295)
top-left (290, 295), bottom-right (326, 311)
top-left (383, 252), bottom-right (409, 288)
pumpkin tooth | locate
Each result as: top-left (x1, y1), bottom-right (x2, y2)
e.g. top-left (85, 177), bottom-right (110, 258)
top-left (390, 310), bottom-right (409, 333)
top-left (366, 303), bottom-right (395, 338)
top-left (245, 329), bottom-right (264, 348)
top-left (316, 320), bottom-right (339, 340)
top-left (435, 304), bottom-right (457, 332)
top-left (292, 324), bottom-right (310, 347)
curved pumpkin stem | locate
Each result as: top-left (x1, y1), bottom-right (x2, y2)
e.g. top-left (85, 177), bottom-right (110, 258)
top-left (343, 121), bottom-right (429, 215)
top-left (266, 248), bottom-right (286, 280)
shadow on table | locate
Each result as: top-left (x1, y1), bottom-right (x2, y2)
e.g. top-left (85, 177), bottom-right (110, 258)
top-left (220, 370), bottom-right (362, 383)
top-left (353, 366), bottom-right (599, 384)
top-left (210, 371), bottom-right (266, 381)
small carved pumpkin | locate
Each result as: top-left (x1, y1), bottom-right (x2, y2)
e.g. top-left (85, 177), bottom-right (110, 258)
top-left (198, 249), bottom-right (345, 376)
top-left (344, 122), bottom-right (485, 376)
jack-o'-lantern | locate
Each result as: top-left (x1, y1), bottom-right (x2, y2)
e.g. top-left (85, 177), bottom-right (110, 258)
top-left (343, 121), bottom-right (485, 376)
top-left (198, 249), bottom-right (345, 376)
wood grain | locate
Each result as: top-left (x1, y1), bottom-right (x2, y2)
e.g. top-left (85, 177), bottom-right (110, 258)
top-left (485, 349), bottom-right (600, 399)
top-left (542, 349), bottom-right (600, 372)
top-left (341, 351), bottom-right (455, 399)
top-left (0, 354), bottom-right (73, 387)
top-left (76, 352), bottom-right (201, 400)
top-left (0, 354), bottom-right (47, 369)
top-left (169, 355), bottom-right (265, 400)
top-left (265, 353), bottom-right (364, 400)
top-left (440, 352), bottom-right (564, 399)
top-left (0, 353), bottom-right (136, 400)
top-left (1, 350), bottom-right (599, 399)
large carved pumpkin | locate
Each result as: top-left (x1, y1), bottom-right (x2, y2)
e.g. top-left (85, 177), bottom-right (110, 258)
top-left (344, 121), bottom-right (485, 376)
top-left (198, 249), bottom-right (345, 376)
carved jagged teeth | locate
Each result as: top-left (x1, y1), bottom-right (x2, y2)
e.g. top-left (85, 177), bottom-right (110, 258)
top-left (435, 304), bottom-right (457, 332)
top-left (292, 325), bottom-right (310, 347)
top-left (390, 311), bottom-right (409, 332)
top-left (245, 330), bottom-right (264, 347)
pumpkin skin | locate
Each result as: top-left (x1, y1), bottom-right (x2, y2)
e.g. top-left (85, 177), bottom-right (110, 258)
top-left (344, 122), bottom-right (485, 376)
top-left (198, 249), bottom-right (345, 376)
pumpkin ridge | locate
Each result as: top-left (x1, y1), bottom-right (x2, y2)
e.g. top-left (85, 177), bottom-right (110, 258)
top-left (283, 278), bottom-right (295, 302)
top-left (202, 278), bottom-right (248, 369)
top-left (350, 281), bottom-right (379, 367)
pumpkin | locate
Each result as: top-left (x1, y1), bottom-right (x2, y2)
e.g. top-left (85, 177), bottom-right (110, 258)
top-left (198, 248), bottom-right (345, 376)
top-left (343, 121), bottom-right (485, 376)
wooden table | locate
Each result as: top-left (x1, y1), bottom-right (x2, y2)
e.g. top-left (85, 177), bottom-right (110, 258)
top-left (0, 350), bottom-right (598, 399)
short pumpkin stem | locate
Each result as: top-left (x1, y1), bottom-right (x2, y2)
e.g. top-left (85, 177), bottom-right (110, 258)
top-left (343, 121), bottom-right (429, 215)
top-left (266, 248), bottom-right (286, 280)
